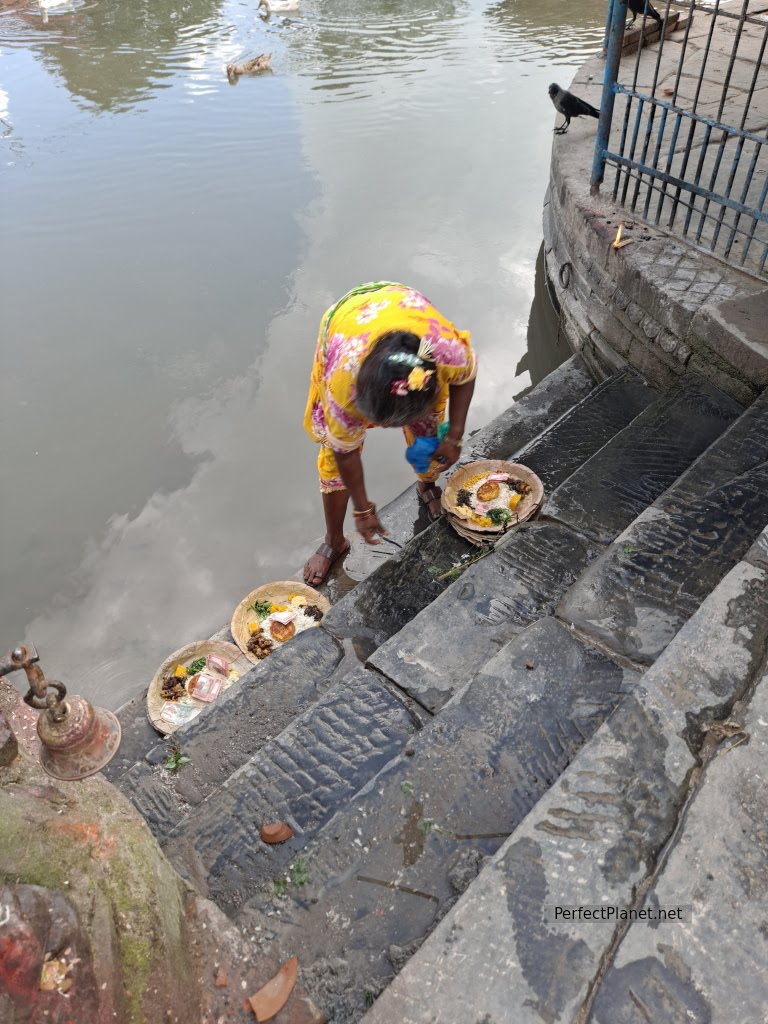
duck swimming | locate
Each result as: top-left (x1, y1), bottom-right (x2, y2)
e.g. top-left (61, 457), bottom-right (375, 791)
top-left (226, 54), bottom-right (272, 81)
top-left (258, 0), bottom-right (300, 12)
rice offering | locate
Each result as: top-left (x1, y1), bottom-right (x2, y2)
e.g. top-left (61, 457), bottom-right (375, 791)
top-left (246, 594), bottom-right (325, 660)
top-left (453, 471), bottom-right (533, 528)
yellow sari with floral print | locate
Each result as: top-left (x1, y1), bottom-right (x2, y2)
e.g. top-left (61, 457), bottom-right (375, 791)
top-left (304, 282), bottom-right (477, 491)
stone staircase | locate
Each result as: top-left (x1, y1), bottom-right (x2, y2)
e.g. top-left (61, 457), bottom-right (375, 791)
top-left (109, 356), bottom-right (768, 1024)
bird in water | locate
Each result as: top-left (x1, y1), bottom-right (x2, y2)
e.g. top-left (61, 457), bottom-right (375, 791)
top-left (627, 0), bottom-right (663, 26)
top-left (258, 0), bottom-right (300, 12)
top-left (548, 83), bottom-right (600, 135)
top-left (226, 54), bottom-right (272, 81)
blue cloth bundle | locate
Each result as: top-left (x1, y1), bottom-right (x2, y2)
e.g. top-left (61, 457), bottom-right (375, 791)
top-left (405, 422), bottom-right (450, 474)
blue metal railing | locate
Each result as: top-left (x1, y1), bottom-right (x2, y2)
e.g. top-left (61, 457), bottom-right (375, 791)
top-left (591, 0), bottom-right (768, 276)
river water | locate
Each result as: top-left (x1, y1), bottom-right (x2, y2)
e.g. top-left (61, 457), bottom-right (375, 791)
top-left (1, 0), bottom-right (605, 709)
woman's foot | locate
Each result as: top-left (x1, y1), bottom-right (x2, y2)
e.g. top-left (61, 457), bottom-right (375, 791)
top-left (303, 538), bottom-right (350, 586)
top-left (417, 482), bottom-right (443, 522)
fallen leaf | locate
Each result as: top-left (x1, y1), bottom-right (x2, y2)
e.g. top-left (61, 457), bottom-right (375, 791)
top-left (260, 822), bottom-right (294, 844)
top-left (248, 957), bottom-right (299, 1022)
top-left (614, 239), bottom-right (634, 249)
top-left (663, 88), bottom-right (674, 96)
top-left (215, 967), bottom-right (229, 988)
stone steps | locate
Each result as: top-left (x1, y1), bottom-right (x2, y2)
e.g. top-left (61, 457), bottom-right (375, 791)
top-left (362, 535), bottom-right (768, 1024)
top-left (109, 355), bottom-right (596, 781)
top-left (368, 373), bottom-right (740, 711)
top-left (322, 367), bottom-right (660, 649)
top-left (234, 616), bottom-right (640, 1023)
top-left (159, 668), bottom-right (415, 913)
top-left (558, 387), bottom-right (768, 664)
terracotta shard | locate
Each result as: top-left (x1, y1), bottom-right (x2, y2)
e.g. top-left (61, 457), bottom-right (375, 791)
top-left (260, 822), bottom-right (294, 844)
top-left (214, 967), bottom-right (229, 987)
top-left (248, 957), bottom-right (299, 1022)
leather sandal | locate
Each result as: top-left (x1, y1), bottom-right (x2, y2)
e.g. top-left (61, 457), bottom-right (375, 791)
top-left (417, 485), bottom-right (443, 522)
top-left (303, 541), bottom-right (349, 586)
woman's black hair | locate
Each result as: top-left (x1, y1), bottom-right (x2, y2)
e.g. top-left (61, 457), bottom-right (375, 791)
top-left (356, 331), bottom-right (438, 427)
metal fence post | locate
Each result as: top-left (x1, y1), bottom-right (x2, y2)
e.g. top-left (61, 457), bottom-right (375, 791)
top-left (592, 0), bottom-right (627, 194)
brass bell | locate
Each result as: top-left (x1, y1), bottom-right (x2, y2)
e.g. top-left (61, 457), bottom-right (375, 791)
top-left (37, 695), bottom-right (122, 782)
top-left (2, 644), bottom-right (122, 782)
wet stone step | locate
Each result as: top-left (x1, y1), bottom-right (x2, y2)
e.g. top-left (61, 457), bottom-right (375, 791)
top-left (658, 384), bottom-right (768, 509)
top-left (105, 691), bottom-right (162, 782)
top-left (111, 628), bottom-right (346, 831)
top-left (322, 369), bottom-right (655, 651)
top-left (330, 355), bottom-right (596, 595)
top-left (364, 557), bottom-right (768, 1024)
top-left (544, 375), bottom-right (742, 543)
top-left (237, 617), bottom-right (639, 1022)
top-left (369, 521), bottom-right (603, 713)
top-left (511, 367), bottom-right (656, 493)
top-left (558, 462), bottom-right (768, 664)
top-left (163, 667), bottom-right (415, 914)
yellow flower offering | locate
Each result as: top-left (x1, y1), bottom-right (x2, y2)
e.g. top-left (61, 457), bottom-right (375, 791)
top-left (290, 595), bottom-right (308, 607)
top-left (247, 620), bottom-right (261, 635)
top-left (270, 603), bottom-right (288, 613)
top-left (509, 492), bottom-right (522, 510)
top-left (407, 366), bottom-right (433, 392)
top-left (173, 664), bottom-right (188, 679)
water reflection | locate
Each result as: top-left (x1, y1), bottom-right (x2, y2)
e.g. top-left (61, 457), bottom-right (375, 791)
top-left (2, 0), bottom-right (607, 709)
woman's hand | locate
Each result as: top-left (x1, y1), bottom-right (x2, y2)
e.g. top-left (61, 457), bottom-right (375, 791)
top-left (354, 508), bottom-right (388, 545)
top-left (431, 436), bottom-right (462, 472)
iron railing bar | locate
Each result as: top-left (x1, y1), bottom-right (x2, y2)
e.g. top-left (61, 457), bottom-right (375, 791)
top-left (740, 174), bottom-right (768, 263)
top-left (724, 139), bottom-right (766, 257)
top-left (654, 0), bottom-right (697, 221)
top-left (591, 0), bottom-right (628, 192)
top-left (663, 0), bottom-right (768, 28)
top-left (613, 0), bottom-right (653, 201)
top-left (604, 150), bottom-right (768, 223)
top-left (623, 97), bottom-right (647, 203)
top-left (712, 20), bottom-right (768, 251)
top-left (668, 0), bottom-right (722, 228)
top-left (694, 0), bottom-right (751, 242)
top-left (616, 87), bottom-right (768, 147)
top-left (622, 171), bottom-right (753, 231)
top-left (620, 0), bottom-right (655, 203)
top-left (630, 0), bottom-right (674, 210)
top-left (613, 93), bottom-right (635, 200)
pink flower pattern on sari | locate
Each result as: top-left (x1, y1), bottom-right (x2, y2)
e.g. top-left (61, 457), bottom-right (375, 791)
top-left (356, 300), bottom-right (390, 324)
top-left (398, 289), bottom-right (430, 310)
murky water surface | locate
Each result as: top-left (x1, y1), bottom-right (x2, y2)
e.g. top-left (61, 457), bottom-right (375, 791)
top-left (2, 0), bottom-right (605, 708)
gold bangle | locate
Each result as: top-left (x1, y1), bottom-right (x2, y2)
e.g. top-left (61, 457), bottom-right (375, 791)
top-left (352, 504), bottom-right (376, 518)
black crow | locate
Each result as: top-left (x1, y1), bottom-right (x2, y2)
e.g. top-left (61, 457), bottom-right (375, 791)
top-left (548, 83), bottom-right (600, 135)
top-left (627, 0), bottom-right (663, 25)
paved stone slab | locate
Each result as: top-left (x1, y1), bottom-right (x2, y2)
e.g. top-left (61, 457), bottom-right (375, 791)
top-left (591, 667), bottom-right (768, 1024)
top-left (689, 288), bottom-right (768, 391)
top-left (112, 628), bottom-right (345, 830)
top-left (363, 559), bottom-right (768, 1024)
top-left (559, 461), bottom-right (768, 664)
top-left (164, 668), bottom-right (414, 913)
top-left (369, 521), bottom-right (603, 712)
top-left (326, 356), bottom-right (595, 599)
top-left (511, 368), bottom-right (656, 493)
top-left (545, 376), bottom-right (742, 543)
top-left (323, 368), bottom-right (652, 651)
top-left (237, 618), bottom-right (638, 1022)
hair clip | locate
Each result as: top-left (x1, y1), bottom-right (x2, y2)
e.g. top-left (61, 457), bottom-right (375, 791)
top-left (391, 379), bottom-right (409, 396)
